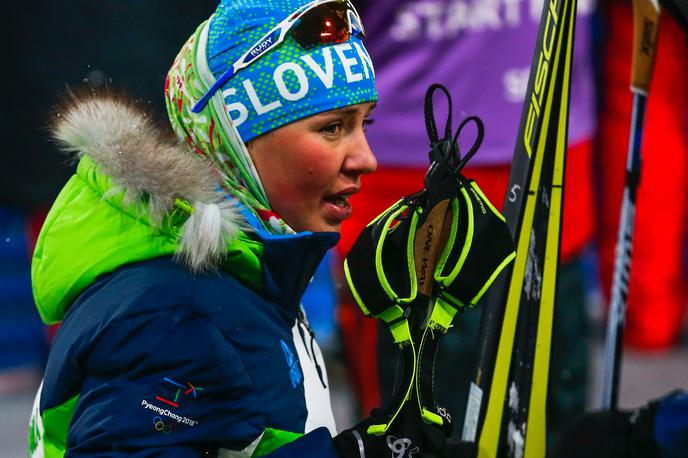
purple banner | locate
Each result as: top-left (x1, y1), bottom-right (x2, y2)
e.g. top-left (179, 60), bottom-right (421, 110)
top-left (362, 0), bottom-right (597, 166)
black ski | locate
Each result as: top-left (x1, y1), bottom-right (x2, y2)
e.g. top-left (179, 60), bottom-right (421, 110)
top-left (460, 0), bottom-right (578, 456)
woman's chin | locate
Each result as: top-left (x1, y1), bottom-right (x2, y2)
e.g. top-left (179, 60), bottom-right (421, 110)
top-left (307, 218), bottom-right (342, 233)
top-left (285, 215), bottom-right (342, 234)
top-left (321, 221), bottom-right (342, 233)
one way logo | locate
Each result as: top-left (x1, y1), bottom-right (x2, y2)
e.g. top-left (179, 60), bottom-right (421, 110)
top-left (386, 435), bottom-right (419, 458)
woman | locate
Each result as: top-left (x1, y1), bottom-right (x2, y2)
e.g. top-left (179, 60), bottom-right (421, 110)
top-left (28, 0), bottom-right (383, 456)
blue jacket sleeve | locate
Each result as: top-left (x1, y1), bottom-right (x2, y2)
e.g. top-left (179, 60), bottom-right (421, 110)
top-left (67, 429), bottom-right (340, 458)
top-left (68, 445), bottom-right (209, 457)
top-left (654, 390), bottom-right (688, 458)
top-left (64, 305), bottom-right (266, 456)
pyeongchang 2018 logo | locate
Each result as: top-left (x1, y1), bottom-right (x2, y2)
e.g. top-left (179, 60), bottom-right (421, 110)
top-left (155, 377), bottom-right (204, 408)
top-left (140, 377), bottom-right (202, 431)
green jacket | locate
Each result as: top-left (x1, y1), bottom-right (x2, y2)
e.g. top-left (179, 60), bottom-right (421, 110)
top-left (28, 96), bottom-right (339, 457)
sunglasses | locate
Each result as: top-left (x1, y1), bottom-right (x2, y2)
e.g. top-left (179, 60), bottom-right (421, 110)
top-left (192, 0), bottom-right (365, 113)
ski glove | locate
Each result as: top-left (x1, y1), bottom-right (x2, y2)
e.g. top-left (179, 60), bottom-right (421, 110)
top-left (551, 399), bottom-right (661, 458)
top-left (660, 0), bottom-right (688, 33)
top-left (553, 390), bottom-right (688, 458)
top-left (344, 84), bottom-right (515, 436)
top-left (334, 404), bottom-right (476, 458)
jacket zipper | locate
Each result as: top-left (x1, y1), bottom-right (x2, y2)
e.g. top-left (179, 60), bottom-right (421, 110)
top-left (297, 310), bottom-right (327, 389)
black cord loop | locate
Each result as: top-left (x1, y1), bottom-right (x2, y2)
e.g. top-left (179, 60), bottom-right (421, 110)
top-left (423, 83), bottom-right (485, 173)
top-left (454, 115), bottom-right (485, 172)
top-left (424, 83), bottom-right (453, 148)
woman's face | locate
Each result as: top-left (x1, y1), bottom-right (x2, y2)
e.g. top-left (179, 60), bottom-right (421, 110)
top-left (248, 102), bottom-right (377, 233)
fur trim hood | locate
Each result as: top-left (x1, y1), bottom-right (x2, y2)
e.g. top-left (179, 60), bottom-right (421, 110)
top-left (51, 94), bottom-right (248, 271)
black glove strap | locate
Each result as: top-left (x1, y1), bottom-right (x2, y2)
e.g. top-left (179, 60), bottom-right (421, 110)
top-left (416, 322), bottom-right (454, 436)
top-left (366, 337), bottom-right (418, 436)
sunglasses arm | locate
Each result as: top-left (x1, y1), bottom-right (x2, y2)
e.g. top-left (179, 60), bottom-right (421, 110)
top-left (191, 0), bottom-right (359, 113)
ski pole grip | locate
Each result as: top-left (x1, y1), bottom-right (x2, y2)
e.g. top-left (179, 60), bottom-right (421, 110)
top-left (414, 199), bottom-right (452, 296)
top-left (631, 0), bottom-right (661, 94)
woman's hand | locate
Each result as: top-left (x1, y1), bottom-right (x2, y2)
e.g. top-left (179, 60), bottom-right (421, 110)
top-left (334, 405), bottom-right (476, 458)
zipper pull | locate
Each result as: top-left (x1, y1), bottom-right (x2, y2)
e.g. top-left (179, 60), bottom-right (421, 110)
top-left (297, 309), bottom-right (327, 389)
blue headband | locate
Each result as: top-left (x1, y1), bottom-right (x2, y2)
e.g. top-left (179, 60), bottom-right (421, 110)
top-left (206, 0), bottom-right (378, 142)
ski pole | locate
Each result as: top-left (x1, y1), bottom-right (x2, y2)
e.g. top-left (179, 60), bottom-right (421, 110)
top-left (601, 0), bottom-right (661, 411)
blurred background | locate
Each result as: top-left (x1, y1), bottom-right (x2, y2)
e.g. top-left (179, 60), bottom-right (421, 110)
top-left (2, 0), bottom-right (687, 456)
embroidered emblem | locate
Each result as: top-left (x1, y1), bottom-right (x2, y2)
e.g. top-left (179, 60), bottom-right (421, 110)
top-left (141, 377), bottom-right (202, 433)
top-left (280, 340), bottom-right (303, 388)
top-left (156, 377), bottom-right (204, 408)
top-left (141, 399), bottom-right (199, 427)
top-left (152, 416), bottom-right (177, 434)
top-left (386, 435), bottom-right (419, 458)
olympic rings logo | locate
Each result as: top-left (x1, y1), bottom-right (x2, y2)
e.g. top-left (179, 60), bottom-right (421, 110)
top-left (153, 416), bottom-right (175, 434)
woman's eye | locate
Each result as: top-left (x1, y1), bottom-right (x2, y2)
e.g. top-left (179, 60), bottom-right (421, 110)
top-left (321, 123), bottom-right (341, 135)
top-left (363, 118), bottom-right (375, 132)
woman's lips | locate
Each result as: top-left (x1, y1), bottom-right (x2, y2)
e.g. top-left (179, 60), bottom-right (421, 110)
top-left (323, 194), bottom-right (353, 222)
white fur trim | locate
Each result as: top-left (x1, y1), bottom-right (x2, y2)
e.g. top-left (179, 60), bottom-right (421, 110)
top-left (177, 199), bottom-right (248, 271)
top-left (52, 95), bottom-right (249, 271)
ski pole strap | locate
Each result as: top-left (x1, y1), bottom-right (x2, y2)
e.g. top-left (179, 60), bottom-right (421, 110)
top-left (433, 178), bottom-right (516, 312)
top-left (345, 190), bottom-right (455, 437)
top-left (366, 338), bottom-right (417, 436)
top-left (426, 297), bottom-right (460, 332)
top-left (361, 192), bottom-right (460, 436)
top-left (415, 306), bottom-right (454, 432)
top-left (453, 115), bottom-right (485, 171)
top-left (344, 83), bottom-right (515, 437)
top-left (376, 306), bottom-right (413, 344)
top-left (424, 83), bottom-right (454, 148)
top-left (344, 197), bottom-right (423, 345)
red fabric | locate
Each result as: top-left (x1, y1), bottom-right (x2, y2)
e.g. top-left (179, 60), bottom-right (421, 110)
top-left (27, 209), bottom-right (60, 343)
top-left (337, 139), bottom-right (595, 413)
top-left (597, 3), bottom-right (688, 349)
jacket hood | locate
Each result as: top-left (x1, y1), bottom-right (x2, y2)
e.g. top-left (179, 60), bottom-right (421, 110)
top-left (32, 95), bottom-right (256, 324)
top-left (52, 95), bottom-right (250, 266)
top-left (33, 95), bottom-right (338, 325)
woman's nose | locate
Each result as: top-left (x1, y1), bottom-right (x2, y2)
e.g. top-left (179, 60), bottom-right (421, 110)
top-left (344, 134), bottom-right (377, 177)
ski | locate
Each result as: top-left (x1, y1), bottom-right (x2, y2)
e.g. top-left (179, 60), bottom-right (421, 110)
top-left (460, 0), bottom-right (578, 456)
top-left (507, 4), bottom-right (576, 454)
top-left (601, 0), bottom-right (660, 411)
